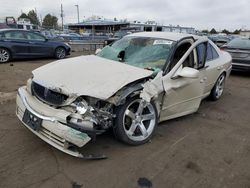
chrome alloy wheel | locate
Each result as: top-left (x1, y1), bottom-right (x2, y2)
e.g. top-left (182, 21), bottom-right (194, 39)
top-left (122, 99), bottom-right (156, 142)
top-left (0, 49), bottom-right (10, 63)
top-left (215, 74), bottom-right (225, 99)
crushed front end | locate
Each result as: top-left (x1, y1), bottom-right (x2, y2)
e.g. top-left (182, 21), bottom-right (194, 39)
top-left (16, 79), bottom-right (114, 159)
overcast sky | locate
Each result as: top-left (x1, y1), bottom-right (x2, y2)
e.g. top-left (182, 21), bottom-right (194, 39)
top-left (0, 0), bottom-right (249, 31)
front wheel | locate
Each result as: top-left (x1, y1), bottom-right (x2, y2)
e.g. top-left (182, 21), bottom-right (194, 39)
top-left (114, 97), bottom-right (158, 145)
top-left (210, 73), bottom-right (226, 101)
top-left (0, 48), bottom-right (11, 63)
top-left (54, 47), bottom-right (66, 59)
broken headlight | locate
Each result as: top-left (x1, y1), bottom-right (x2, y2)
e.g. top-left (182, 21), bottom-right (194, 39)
top-left (75, 99), bottom-right (89, 115)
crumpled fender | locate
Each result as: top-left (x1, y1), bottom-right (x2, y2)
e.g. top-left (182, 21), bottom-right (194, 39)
top-left (140, 71), bottom-right (164, 102)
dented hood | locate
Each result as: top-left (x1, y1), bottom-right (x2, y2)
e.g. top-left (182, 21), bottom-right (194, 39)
top-left (32, 55), bottom-right (152, 100)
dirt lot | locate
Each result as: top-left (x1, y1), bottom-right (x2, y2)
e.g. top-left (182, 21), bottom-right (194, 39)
top-left (0, 53), bottom-right (249, 188)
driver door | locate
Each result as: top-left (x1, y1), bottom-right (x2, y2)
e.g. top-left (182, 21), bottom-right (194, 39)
top-left (160, 40), bottom-right (208, 121)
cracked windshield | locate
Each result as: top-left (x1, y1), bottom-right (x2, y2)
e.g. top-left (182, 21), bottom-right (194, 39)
top-left (97, 37), bottom-right (174, 70)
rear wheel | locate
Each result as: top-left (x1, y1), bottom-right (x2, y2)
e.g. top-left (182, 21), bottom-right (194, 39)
top-left (0, 48), bottom-right (10, 63)
top-left (114, 97), bottom-right (158, 145)
top-left (55, 47), bottom-right (66, 59)
top-left (210, 73), bottom-right (226, 101)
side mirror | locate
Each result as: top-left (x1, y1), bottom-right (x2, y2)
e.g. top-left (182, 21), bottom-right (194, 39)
top-left (177, 67), bottom-right (199, 78)
top-left (95, 48), bottom-right (102, 55)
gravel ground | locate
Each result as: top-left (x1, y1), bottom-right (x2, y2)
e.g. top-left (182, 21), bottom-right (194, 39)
top-left (0, 53), bottom-right (249, 188)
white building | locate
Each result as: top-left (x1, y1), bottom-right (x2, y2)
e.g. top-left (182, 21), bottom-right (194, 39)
top-left (240, 30), bottom-right (250, 37)
top-left (17, 18), bottom-right (38, 30)
top-left (129, 21), bottom-right (195, 34)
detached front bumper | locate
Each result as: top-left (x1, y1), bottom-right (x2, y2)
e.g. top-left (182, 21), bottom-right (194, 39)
top-left (16, 87), bottom-right (91, 158)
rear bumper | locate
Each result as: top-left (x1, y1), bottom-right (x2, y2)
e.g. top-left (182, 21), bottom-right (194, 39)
top-left (16, 87), bottom-right (91, 158)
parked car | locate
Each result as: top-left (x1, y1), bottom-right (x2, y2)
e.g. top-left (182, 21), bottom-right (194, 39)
top-left (16, 32), bottom-right (232, 158)
top-left (209, 35), bottom-right (231, 47)
top-left (104, 30), bottom-right (132, 46)
top-left (221, 37), bottom-right (250, 71)
top-left (0, 29), bottom-right (71, 63)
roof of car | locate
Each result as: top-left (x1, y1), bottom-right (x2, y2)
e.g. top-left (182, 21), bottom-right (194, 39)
top-left (0, 28), bottom-right (36, 33)
top-left (127, 32), bottom-right (202, 42)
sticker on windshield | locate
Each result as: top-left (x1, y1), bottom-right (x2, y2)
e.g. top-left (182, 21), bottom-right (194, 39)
top-left (153, 40), bottom-right (173, 45)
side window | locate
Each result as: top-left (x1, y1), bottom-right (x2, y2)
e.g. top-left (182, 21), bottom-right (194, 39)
top-left (196, 42), bottom-right (207, 69)
top-left (182, 52), bottom-right (194, 68)
top-left (206, 43), bottom-right (219, 62)
top-left (169, 42), bottom-right (192, 71)
top-left (206, 43), bottom-right (213, 61)
top-left (211, 45), bottom-right (219, 59)
top-left (4, 31), bottom-right (26, 40)
top-left (25, 32), bottom-right (45, 41)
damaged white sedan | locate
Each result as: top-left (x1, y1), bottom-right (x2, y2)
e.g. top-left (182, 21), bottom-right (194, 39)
top-left (16, 32), bottom-right (232, 158)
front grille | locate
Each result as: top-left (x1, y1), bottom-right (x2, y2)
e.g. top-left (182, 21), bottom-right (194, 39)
top-left (32, 82), bottom-right (68, 106)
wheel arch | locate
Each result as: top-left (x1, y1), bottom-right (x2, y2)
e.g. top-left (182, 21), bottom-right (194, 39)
top-left (55, 46), bottom-right (67, 52)
top-left (54, 46), bottom-right (67, 58)
top-left (0, 47), bottom-right (12, 58)
top-left (107, 80), bottom-right (161, 118)
top-left (0, 47), bottom-right (12, 62)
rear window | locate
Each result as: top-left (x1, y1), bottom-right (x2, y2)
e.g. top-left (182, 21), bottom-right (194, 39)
top-left (227, 38), bottom-right (250, 49)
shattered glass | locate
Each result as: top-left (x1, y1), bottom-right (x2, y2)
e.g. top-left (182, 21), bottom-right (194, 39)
top-left (97, 37), bottom-right (175, 70)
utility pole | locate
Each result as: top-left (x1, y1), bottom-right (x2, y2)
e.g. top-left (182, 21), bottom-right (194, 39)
top-left (40, 14), bottom-right (43, 26)
top-left (75, 5), bottom-right (79, 23)
top-left (61, 4), bottom-right (64, 31)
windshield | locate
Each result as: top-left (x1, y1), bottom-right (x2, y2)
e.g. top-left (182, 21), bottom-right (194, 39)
top-left (227, 38), bottom-right (250, 49)
top-left (97, 37), bottom-right (175, 70)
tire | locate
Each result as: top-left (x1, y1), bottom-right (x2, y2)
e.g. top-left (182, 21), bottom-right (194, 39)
top-left (210, 73), bottom-right (226, 101)
top-left (0, 48), bottom-right (11, 63)
top-left (114, 97), bottom-right (158, 145)
top-left (54, 47), bottom-right (66, 59)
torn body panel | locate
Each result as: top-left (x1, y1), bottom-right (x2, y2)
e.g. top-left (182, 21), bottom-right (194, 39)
top-left (140, 71), bottom-right (164, 103)
top-left (16, 86), bottom-right (105, 158)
